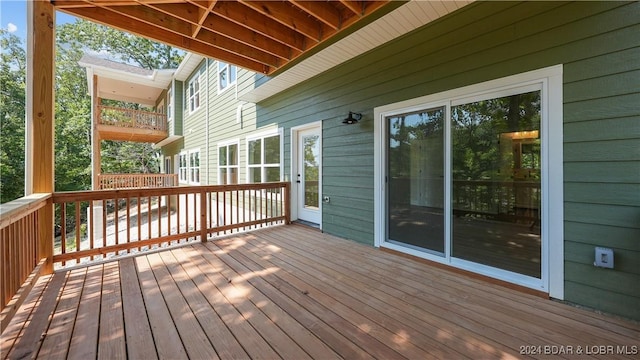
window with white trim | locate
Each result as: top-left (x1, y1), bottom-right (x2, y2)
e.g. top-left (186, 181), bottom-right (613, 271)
top-left (179, 153), bottom-right (188, 183)
top-left (247, 133), bottom-right (281, 183)
top-left (167, 88), bottom-right (172, 120)
top-left (218, 61), bottom-right (237, 93)
top-left (178, 149), bottom-right (200, 184)
top-left (187, 68), bottom-right (203, 113)
top-left (190, 151), bottom-right (200, 184)
top-left (218, 142), bottom-right (239, 184)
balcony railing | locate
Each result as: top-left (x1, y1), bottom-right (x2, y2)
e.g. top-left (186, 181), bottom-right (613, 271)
top-left (0, 194), bottom-right (50, 332)
top-left (0, 182), bottom-right (290, 330)
top-left (52, 182), bottom-right (290, 268)
top-left (98, 173), bottom-right (179, 190)
top-left (98, 105), bottom-right (167, 132)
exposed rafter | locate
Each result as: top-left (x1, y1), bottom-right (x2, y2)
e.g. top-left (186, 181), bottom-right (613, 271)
top-left (52, 0), bottom-right (392, 75)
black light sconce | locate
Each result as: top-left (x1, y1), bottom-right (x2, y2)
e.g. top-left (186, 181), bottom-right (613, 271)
top-left (342, 111), bottom-right (362, 124)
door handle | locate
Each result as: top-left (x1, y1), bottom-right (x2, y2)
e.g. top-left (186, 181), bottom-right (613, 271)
top-left (296, 174), bottom-right (301, 183)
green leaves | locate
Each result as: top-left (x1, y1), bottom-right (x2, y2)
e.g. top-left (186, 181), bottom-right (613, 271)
top-left (0, 30), bottom-right (26, 203)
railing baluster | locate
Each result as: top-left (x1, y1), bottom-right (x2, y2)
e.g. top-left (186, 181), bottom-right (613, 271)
top-left (157, 195), bottom-right (161, 243)
top-left (126, 196), bottom-right (131, 254)
top-left (60, 203), bottom-right (66, 267)
top-left (75, 202), bottom-right (81, 265)
top-left (200, 190), bottom-right (207, 242)
top-left (114, 197), bottom-right (119, 251)
top-left (88, 201), bottom-right (94, 261)
top-left (147, 196), bottom-right (152, 244)
top-left (102, 200), bottom-right (107, 261)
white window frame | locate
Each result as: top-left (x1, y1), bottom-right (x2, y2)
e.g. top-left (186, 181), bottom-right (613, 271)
top-left (167, 87), bottom-right (173, 121)
top-left (217, 61), bottom-right (237, 94)
top-left (178, 152), bottom-right (188, 183)
top-left (187, 68), bottom-right (203, 114)
top-left (164, 157), bottom-right (171, 175)
top-left (218, 140), bottom-right (240, 185)
top-left (178, 148), bottom-right (200, 185)
top-left (373, 65), bottom-right (563, 299)
top-left (246, 129), bottom-right (283, 184)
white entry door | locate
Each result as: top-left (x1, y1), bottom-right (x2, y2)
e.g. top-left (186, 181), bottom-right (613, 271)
top-left (296, 126), bottom-right (321, 225)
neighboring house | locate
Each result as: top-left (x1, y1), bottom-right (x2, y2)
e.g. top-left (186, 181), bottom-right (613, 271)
top-left (80, 1), bottom-right (638, 321)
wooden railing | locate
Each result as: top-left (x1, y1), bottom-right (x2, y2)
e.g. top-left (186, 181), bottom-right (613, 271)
top-left (98, 173), bottom-right (179, 190)
top-left (453, 179), bottom-right (541, 222)
top-left (98, 105), bottom-right (167, 132)
top-left (0, 193), bottom-right (51, 333)
top-left (52, 182), bottom-right (290, 268)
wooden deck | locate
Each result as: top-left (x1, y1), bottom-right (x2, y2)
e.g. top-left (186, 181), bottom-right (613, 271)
top-left (2, 224), bottom-right (638, 359)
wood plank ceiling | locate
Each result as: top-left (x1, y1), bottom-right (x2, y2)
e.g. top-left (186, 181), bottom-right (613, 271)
top-left (52, 0), bottom-right (392, 75)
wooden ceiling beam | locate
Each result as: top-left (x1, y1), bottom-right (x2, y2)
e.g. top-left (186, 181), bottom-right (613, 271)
top-left (289, 0), bottom-right (341, 30)
top-left (201, 14), bottom-right (295, 61)
top-left (70, 3), bottom-right (279, 67)
top-left (238, 1), bottom-right (325, 41)
top-left (195, 28), bottom-right (281, 67)
top-left (53, 0), bottom-right (110, 8)
top-left (62, 6), bottom-right (272, 73)
top-left (340, 1), bottom-right (389, 28)
top-left (146, 2), bottom-right (200, 24)
top-left (107, 5), bottom-right (193, 36)
top-left (339, 0), bottom-right (363, 16)
top-left (191, 0), bottom-right (216, 37)
top-left (213, 1), bottom-right (307, 52)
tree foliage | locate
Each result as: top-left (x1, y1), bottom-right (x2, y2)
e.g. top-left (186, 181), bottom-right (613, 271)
top-left (0, 29), bottom-right (26, 203)
top-left (1, 20), bottom-right (182, 204)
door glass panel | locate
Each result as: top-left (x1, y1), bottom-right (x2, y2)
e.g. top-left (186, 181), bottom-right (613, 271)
top-left (303, 134), bottom-right (320, 209)
top-left (452, 91), bottom-right (541, 278)
top-left (387, 107), bottom-right (445, 254)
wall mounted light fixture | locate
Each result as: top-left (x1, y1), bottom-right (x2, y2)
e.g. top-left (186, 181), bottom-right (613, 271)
top-left (342, 112), bottom-right (362, 124)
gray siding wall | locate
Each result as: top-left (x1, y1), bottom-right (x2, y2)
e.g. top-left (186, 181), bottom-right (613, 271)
top-left (256, 1), bottom-right (640, 319)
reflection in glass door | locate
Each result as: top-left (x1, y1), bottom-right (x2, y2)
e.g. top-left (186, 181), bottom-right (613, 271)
top-left (451, 91), bottom-right (542, 278)
top-left (297, 127), bottom-right (321, 224)
top-left (387, 107), bottom-right (445, 254)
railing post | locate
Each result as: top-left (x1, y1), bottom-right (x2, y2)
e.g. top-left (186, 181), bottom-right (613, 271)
top-left (200, 189), bottom-right (208, 242)
top-left (285, 182), bottom-right (291, 224)
top-left (38, 199), bottom-right (54, 274)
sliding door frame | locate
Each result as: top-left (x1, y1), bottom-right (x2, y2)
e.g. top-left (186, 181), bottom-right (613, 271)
top-left (373, 65), bottom-right (564, 298)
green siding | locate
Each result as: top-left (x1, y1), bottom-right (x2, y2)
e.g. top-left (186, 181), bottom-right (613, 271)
top-left (255, 1), bottom-right (640, 319)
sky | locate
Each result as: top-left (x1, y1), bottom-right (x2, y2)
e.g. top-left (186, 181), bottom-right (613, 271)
top-left (1, 0), bottom-right (78, 43)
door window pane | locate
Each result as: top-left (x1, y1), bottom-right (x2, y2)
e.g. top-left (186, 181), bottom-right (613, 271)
top-left (303, 135), bottom-right (320, 209)
top-left (387, 107), bottom-right (445, 254)
top-left (452, 91), bottom-right (541, 278)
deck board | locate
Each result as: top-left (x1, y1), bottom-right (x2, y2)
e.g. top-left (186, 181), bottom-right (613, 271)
top-left (67, 264), bottom-right (102, 360)
top-left (135, 254), bottom-right (187, 359)
top-left (37, 268), bottom-right (86, 359)
top-left (119, 258), bottom-right (157, 360)
top-left (2, 224), bottom-right (639, 360)
top-left (97, 261), bottom-right (126, 360)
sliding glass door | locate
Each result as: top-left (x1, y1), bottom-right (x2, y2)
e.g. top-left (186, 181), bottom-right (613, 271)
top-left (451, 91), bottom-right (541, 278)
top-left (385, 89), bottom-right (542, 279)
top-left (387, 107), bottom-right (445, 254)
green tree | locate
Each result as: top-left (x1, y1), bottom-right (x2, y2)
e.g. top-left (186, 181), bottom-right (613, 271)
top-left (54, 20), bottom-right (184, 189)
top-left (0, 29), bottom-right (26, 203)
